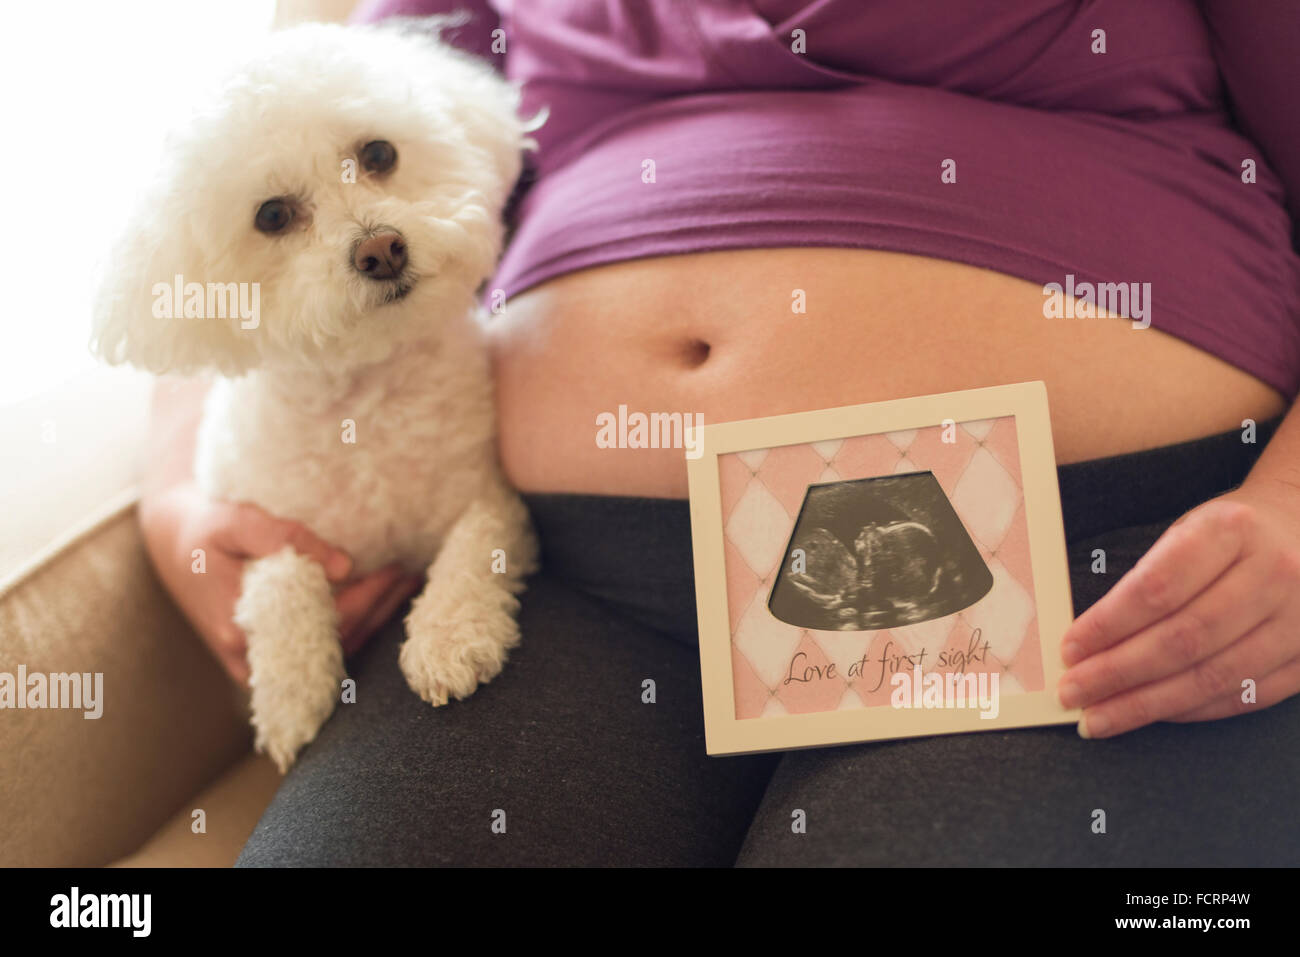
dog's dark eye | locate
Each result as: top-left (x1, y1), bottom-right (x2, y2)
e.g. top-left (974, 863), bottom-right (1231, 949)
top-left (254, 199), bottom-right (294, 234)
top-left (360, 140), bottom-right (397, 174)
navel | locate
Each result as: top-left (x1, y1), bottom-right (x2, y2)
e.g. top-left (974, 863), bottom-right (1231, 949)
top-left (679, 337), bottom-right (711, 368)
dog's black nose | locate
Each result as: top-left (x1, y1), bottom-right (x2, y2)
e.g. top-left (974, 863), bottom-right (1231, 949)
top-left (353, 232), bottom-right (407, 280)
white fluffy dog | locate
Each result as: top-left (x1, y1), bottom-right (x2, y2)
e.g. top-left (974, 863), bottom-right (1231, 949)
top-left (92, 22), bottom-right (539, 771)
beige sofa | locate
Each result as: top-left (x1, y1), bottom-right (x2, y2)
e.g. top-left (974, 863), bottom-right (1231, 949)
top-left (0, 369), bottom-right (280, 867)
top-left (0, 500), bottom-right (283, 868)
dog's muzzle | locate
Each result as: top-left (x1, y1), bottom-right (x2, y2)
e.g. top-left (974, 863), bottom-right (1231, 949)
top-left (353, 230), bottom-right (408, 281)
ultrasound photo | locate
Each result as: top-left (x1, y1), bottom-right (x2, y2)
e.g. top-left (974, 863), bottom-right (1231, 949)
top-left (768, 471), bottom-right (994, 631)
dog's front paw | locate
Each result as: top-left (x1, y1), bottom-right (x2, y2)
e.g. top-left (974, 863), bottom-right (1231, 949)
top-left (238, 548), bottom-right (345, 773)
top-left (251, 677), bottom-right (340, 773)
top-left (399, 591), bottom-right (520, 706)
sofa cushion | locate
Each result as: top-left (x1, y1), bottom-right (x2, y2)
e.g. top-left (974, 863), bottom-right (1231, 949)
top-left (0, 504), bottom-right (253, 866)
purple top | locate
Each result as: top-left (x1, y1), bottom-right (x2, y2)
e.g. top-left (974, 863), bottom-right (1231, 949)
top-left (355, 0), bottom-right (1300, 397)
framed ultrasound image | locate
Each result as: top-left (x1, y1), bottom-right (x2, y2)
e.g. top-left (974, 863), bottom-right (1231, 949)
top-left (686, 381), bottom-right (1079, 755)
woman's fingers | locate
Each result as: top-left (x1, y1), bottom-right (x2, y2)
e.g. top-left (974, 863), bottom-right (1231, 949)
top-left (212, 502), bottom-right (352, 581)
top-left (1057, 493), bottom-right (1300, 737)
top-left (341, 576), bottom-right (424, 657)
top-left (1058, 551), bottom-right (1281, 709)
top-left (1166, 653), bottom-right (1300, 722)
top-left (1060, 502), bottom-right (1250, 667)
top-left (219, 648), bottom-right (252, 687)
top-left (210, 618), bottom-right (252, 686)
top-left (335, 565), bottom-right (409, 644)
top-left (336, 565), bottom-right (406, 636)
top-left (195, 563), bottom-right (253, 685)
top-left (1076, 615), bottom-right (1295, 738)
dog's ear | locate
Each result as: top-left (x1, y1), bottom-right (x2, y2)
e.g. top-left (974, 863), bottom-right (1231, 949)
top-left (91, 176), bottom-right (258, 376)
top-left (445, 58), bottom-right (532, 210)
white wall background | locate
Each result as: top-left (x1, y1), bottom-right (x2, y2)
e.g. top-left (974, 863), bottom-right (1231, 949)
top-left (0, 0), bottom-right (278, 407)
top-left (0, 1), bottom-right (281, 582)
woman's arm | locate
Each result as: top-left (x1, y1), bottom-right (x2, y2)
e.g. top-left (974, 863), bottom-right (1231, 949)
top-left (138, 376), bottom-right (209, 497)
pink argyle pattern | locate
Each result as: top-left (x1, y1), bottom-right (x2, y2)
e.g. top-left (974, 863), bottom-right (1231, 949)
top-left (718, 415), bottom-right (1043, 720)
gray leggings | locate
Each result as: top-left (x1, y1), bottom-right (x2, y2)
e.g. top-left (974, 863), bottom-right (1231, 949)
top-left (237, 418), bottom-right (1300, 866)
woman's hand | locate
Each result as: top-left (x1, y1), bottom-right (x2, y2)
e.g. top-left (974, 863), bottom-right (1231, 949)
top-left (140, 482), bottom-right (422, 686)
top-left (1056, 482), bottom-right (1300, 737)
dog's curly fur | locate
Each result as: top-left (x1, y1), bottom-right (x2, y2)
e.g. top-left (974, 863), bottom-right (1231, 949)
top-left (92, 23), bottom-right (539, 771)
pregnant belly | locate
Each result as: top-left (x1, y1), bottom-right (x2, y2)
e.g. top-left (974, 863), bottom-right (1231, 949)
top-left (488, 247), bottom-right (1286, 499)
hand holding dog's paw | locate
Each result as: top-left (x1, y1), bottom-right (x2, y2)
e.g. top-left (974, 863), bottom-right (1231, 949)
top-left (399, 579), bottom-right (522, 706)
top-left (140, 483), bottom-right (354, 687)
